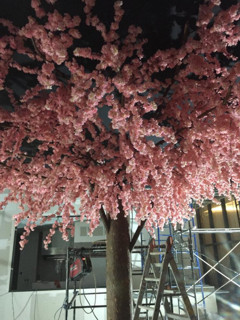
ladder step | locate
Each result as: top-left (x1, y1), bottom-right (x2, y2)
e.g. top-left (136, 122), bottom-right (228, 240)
top-left (155, 244), bottom-right (166, 249)
top-left (137, 289), bottom-right (181, 296)
top-left (164, 289), bottom-right (181, 295)
top-left (144, 277), bottom-right (159, 282)
top-left (150, 251), bottom-right (165, 256)
top-left (140, 318), bottom-right (162, 320)
top-left (133, 242), bottom-right (196, 320)
top-left (139, 305), bottom-right (154, 311)
top-left (177, 266), bottom-right (199, 270)
top-left (139, 318), bottom-right (161, 320)
top-left (166, 313), bottom-right (189, 320)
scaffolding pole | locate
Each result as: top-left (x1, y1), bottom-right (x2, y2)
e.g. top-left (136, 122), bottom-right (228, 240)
top-left (65, 247), bottom-right (69, 320)
top-left (197, 272), bottom-right (240, 304)
top-left (191, 228), bottom-right (240, 234)
top-left (186, 241), bottom-right (240, 292)
top-left (170, 219), bottom-right (201, 319)
top-left (192, 253), bottom-right (240, 288)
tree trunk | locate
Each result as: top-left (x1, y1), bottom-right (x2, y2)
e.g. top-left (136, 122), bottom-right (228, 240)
top-left (106, 202), bottom-right (132, 320)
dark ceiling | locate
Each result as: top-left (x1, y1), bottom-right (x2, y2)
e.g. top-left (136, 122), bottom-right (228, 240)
top-left (0, 0), bottom-right (238, 112)
top-left (0, 0), bottom-right (201, 54)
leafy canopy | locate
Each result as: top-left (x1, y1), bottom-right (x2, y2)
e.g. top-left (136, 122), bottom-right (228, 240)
top-left (0, 0), bottom-right (240, 248)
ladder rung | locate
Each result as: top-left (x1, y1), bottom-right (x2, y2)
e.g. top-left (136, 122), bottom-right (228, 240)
top-left (139, 305), bottom-right (154, 311)
top-left (166, 313), bottom-right (189, 320)
top-left (176, 266), bottom-right (199, 270)
top-left (140, 289), bottom-right (181, 296)
top-left (155, 244), bottom-right (166, 249)
top-left (150, 251), bottom-right (165, 256)
top-left (144, 277), bottom-right (159, 282)
top-left (132, 272), bottom-right (143, 275)
top-left (164, 289), bottom-right (181, 295)
top-left (134, 242), bottom-right (196, 320)
top-left (139, 318), bottom-right (160, 320)
top-left (139, 318), bottom-right (162, 320)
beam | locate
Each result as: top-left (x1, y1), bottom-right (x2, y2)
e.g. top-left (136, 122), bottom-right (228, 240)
top-left (129, 219), bottom-right (146, 252)
top-left (191, 228), bottom-right (240, 234)
top-left (100, 206), bottom-right (110, 233)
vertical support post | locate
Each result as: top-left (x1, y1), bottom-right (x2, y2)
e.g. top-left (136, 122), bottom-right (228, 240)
top-left (221, 199), bottom-right (230, 229)
top-left (65, 247), bottom-right (69, 320)
top-left (191, 217), bottom-right (206, 312)
top-left (140, 232), bottom-right (144, 272)
top-left (9, 227), bottom-right (19, 291)
top-left (157, 228), bottom-right (163, 263)
top-left (233, 197), bottom-right (240, 227)
top-left (195, 208), bottom-right (210, 283)
top-left (188, 221), bottom-right (199, 320)
top-left (73, 280), bottom-right (76, 320)
top-left (221, 199), bottom-right (235, 270)
top-left (207, 204), bottom-right (222, 286)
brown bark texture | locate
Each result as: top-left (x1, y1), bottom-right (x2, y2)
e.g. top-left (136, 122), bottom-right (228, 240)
top-left (106, 201), bottom-right (132, 320)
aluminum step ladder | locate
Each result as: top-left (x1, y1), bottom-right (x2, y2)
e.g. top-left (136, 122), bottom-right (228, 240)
top-left (133, 237), bottom-right (197, 320)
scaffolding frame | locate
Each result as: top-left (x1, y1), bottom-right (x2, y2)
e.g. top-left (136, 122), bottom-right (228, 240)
top-left (186, 239), bottom-right (240, 292)
top-left (64, 244), bottom-right (153, 320)
top-left (62, 203), bottom-right (240, 320)
top-left (168, 219), bottom-right (206, 319)
top-left (175, 221), bottom-right (240, 318)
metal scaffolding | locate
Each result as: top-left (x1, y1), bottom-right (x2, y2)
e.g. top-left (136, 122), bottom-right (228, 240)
top-left (62, 199), bottom-right (240, 319)
top-left (173, 212), bottom-right (240, 319)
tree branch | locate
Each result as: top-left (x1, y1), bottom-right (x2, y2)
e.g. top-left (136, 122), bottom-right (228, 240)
top-left (129, 219), bottom-right (146, 252)
top-left (31, 38), bottom-right (70, 84)
top-left (31, 38), bottom-right (45, 60)
top-left (197, 84), bottom-right (233, 119)
top-left (197, 106), bottom-right (216, 119)
top-left (100, 206), bottom-right (110, 232)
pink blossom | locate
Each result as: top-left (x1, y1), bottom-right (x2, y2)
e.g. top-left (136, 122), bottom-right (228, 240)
top-left (0, 0), bottom-right (240, 248)
top-left (68, 29), bottom-right (81, 39)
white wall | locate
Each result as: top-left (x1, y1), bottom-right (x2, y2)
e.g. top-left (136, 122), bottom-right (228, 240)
top-left (0, 195), bottom-right (107, 320)
top-left (0, 289), bottom-right (107, 320)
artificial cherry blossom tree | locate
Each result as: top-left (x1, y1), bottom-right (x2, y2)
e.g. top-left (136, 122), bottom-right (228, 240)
top-left (0, 0), bottom-right (240, 319)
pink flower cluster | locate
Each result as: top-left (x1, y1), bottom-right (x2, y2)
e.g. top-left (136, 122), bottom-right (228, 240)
top-left (0, 0), bottom-right (240, 248)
